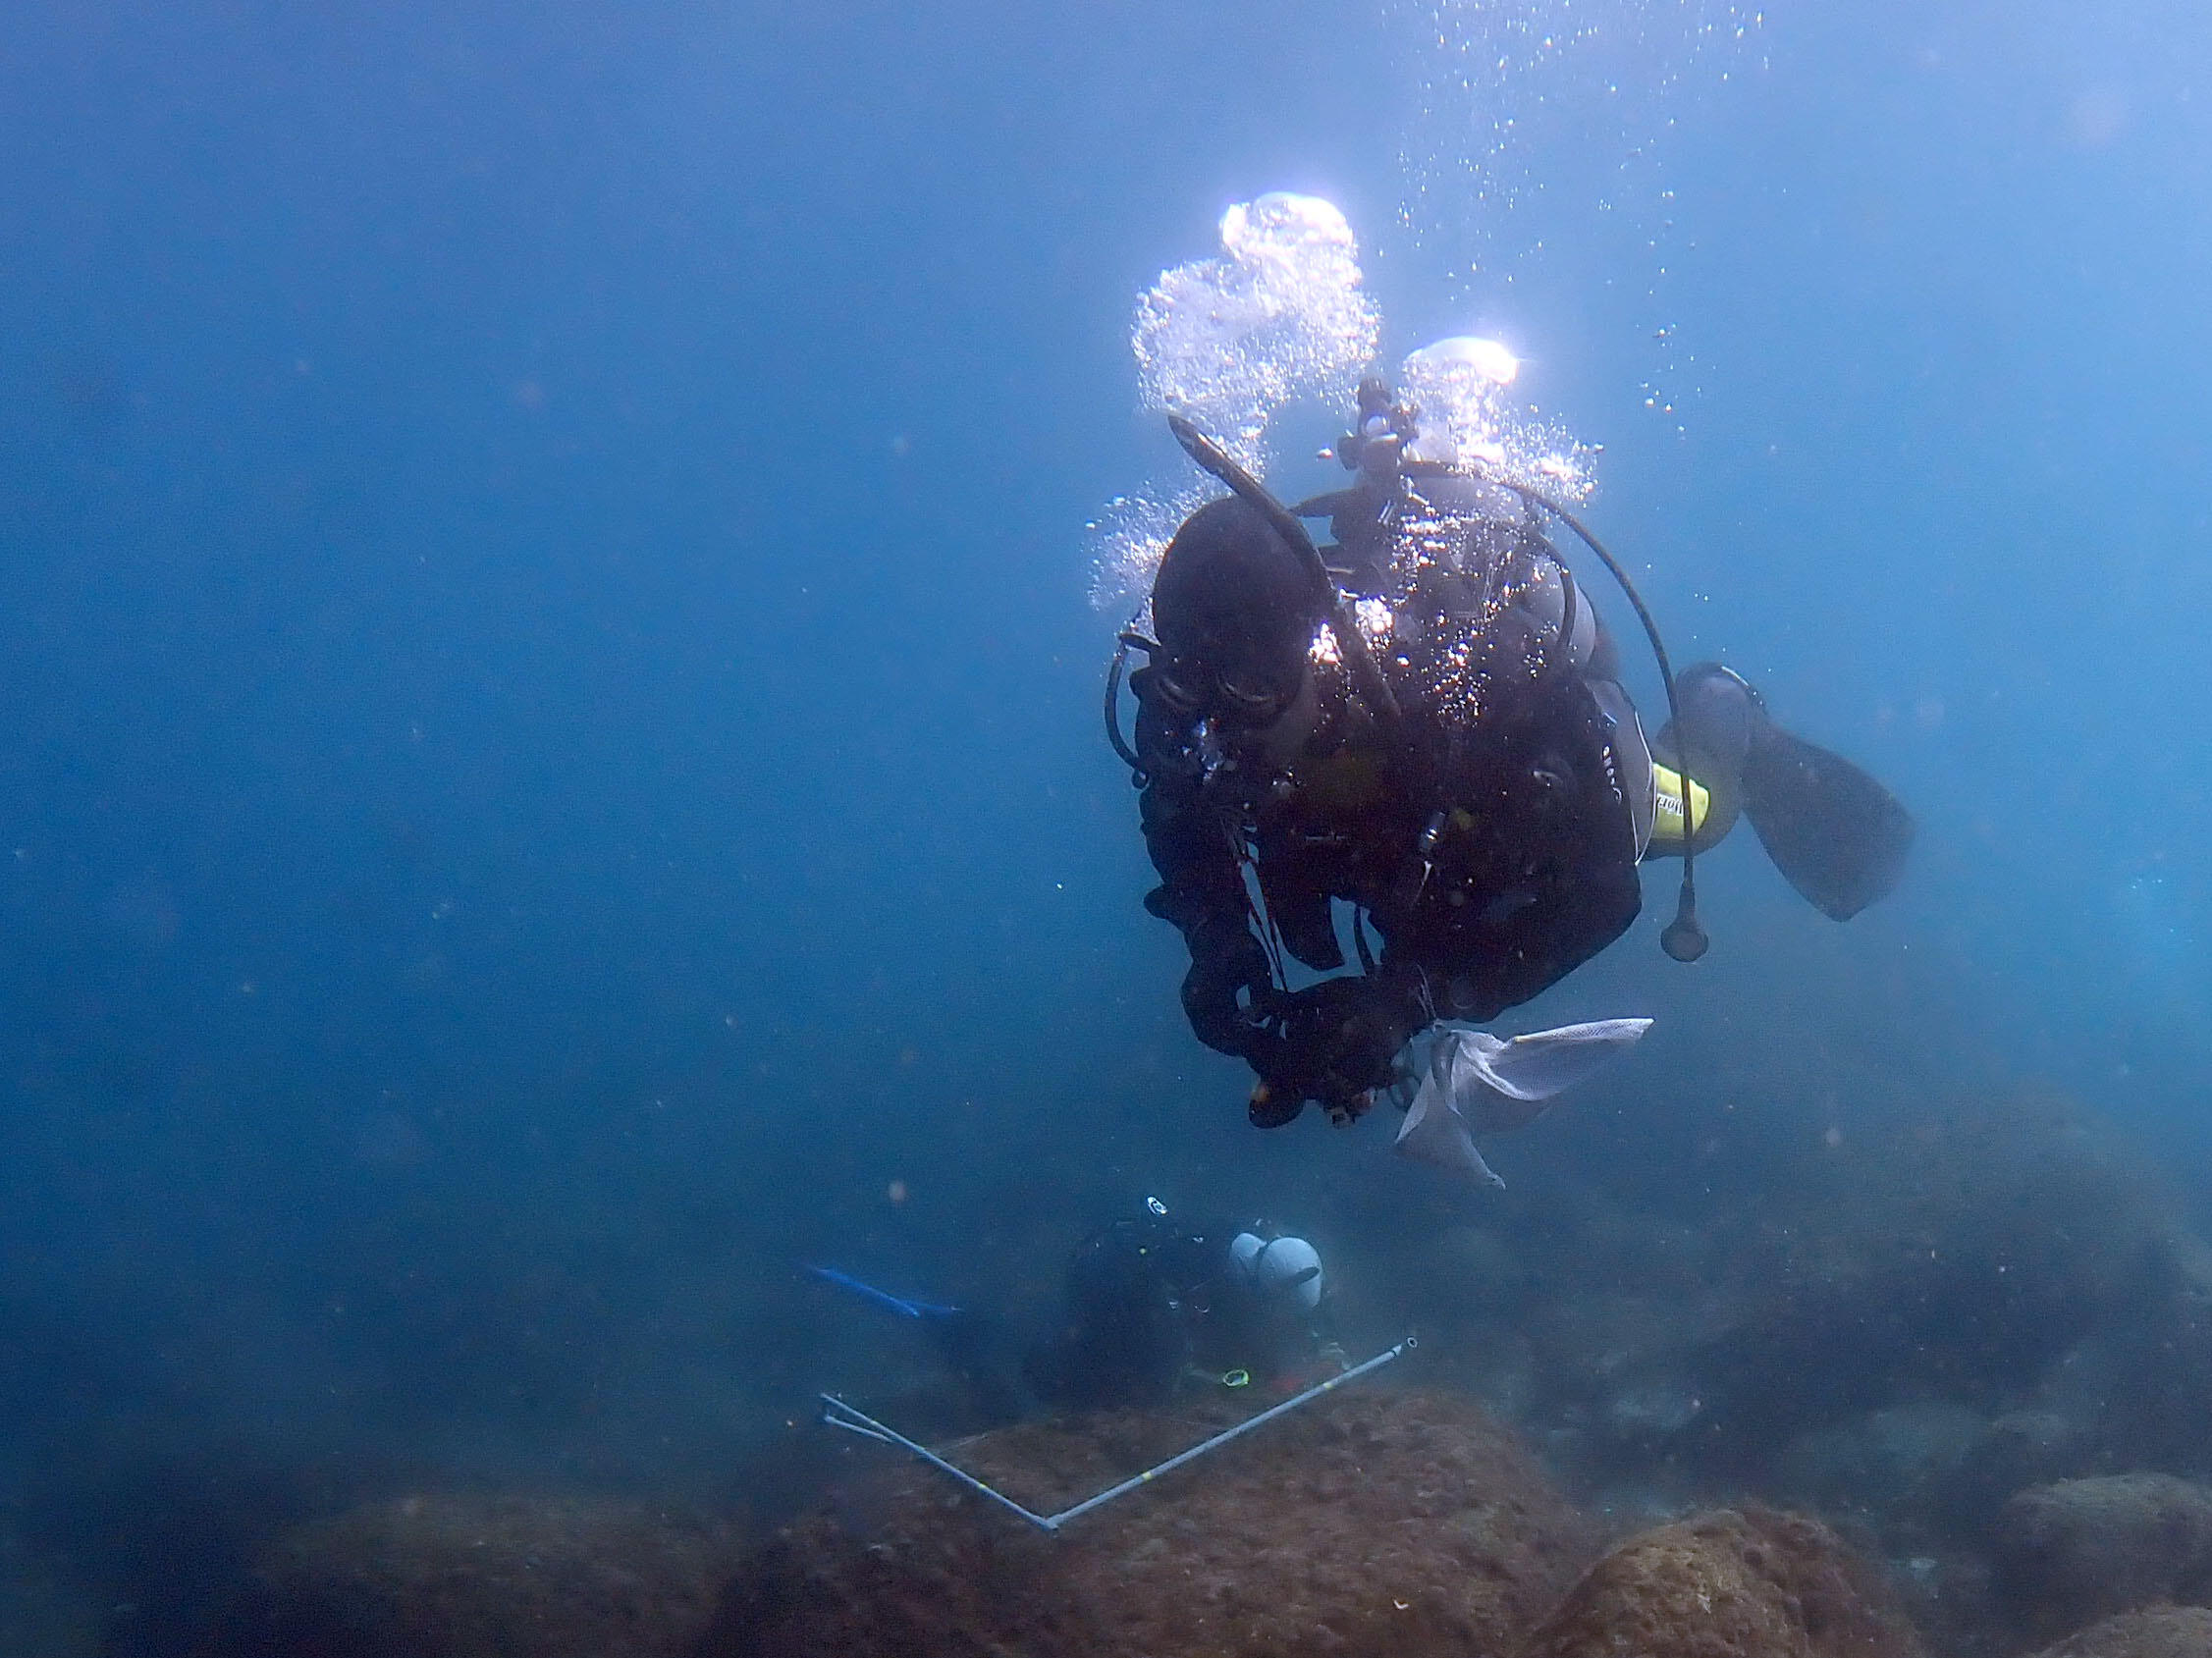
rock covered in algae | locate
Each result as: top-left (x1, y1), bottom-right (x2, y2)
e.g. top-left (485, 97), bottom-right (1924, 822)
top-left (1994, 1473), bottom-right (2212, 1641)
top-left (199, 1491), bottom-right (743, 1658)
top-left (1516, 1506), bottom-right (1925, 1658)
top-left (2023, 1605), bottom-right (2212, 1658)
top-left (701, 1385), bottom-right (1599, 1658)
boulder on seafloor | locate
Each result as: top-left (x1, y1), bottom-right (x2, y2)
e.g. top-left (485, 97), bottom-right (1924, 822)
top-left (699, 1385), bottom-right (1600, 1658)
top-left (1516, 1506), bottom-right (1927, 1658)
top-left (1684, 1101), bottom-right (2172, 1468)
top-left (2023, 1605), bottom-right (2212, 1658)
top-left (1994, 1473), bottom-right (2212, 1641)
top-left (1933, 1410), bottom-right (2100, 1534)
top-left (196, 1491), bottom-right (744, 1658)
top-left (2061, 1232), bottom-right (2212, 1481)
top-left (1772, 1401), bottom-right (1988, 1523)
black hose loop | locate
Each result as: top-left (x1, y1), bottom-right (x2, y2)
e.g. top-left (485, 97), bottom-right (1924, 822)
top-left (1547, 560), bottom-right (1580, 686)
top-left (1104, 636), bottom-right (1145, 776)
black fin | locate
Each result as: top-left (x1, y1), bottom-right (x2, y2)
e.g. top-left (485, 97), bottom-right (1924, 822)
top-left (1741, 723), bottom-right (1914, 921)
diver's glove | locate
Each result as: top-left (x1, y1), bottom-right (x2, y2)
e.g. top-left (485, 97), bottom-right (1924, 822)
top-left (1246, 975), bottom-right (1415, 1128)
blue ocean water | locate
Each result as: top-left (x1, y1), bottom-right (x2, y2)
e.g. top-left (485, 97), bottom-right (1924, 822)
top-left (2, 0), bottom-right (2208, 1650)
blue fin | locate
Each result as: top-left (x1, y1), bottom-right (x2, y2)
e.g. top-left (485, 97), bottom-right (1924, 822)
top-left (807, 1264), bottom-right (960, 1320)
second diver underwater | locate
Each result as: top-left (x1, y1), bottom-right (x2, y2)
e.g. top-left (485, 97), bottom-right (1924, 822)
top-left (1108, 377), bottom-right (1914, 1174)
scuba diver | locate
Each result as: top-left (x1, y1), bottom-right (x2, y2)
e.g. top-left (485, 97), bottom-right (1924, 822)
top-left (809, 1200), bottom-right (1341, 1423)
top-left (1021, 1199), bottom-right (1342, 1408)
top-left (1106, 377), bottom-right (1914, 1131)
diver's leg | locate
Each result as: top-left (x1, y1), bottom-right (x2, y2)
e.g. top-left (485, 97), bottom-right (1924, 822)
top-left (1648, 663), bottom-right (1753, 856)
top-left (1671, 663), bottom-right (1760, 774)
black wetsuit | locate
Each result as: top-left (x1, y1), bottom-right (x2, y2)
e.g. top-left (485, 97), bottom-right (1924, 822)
top-left (1022, 1213), bottom-right (1322, 1409)
top-left (1130, 468), bottom-right (1647, 1123)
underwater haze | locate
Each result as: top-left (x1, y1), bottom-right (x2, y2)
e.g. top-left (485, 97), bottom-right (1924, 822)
top-left (3, 0), bottom-right (2210, 1651)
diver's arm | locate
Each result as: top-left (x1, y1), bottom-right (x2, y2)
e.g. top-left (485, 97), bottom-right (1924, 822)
top-left (1141, 782), bottom-right (1419, 1112)
top-left (1128, 668), bottom-right (1421, 1118)
top-left (1130, 671), bottom-right (1276, 1058)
